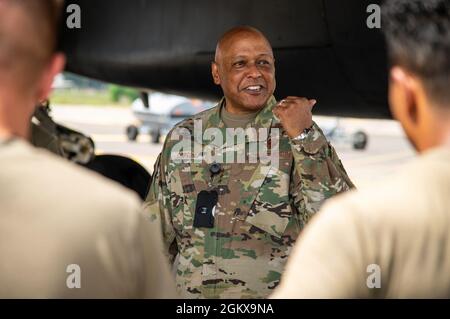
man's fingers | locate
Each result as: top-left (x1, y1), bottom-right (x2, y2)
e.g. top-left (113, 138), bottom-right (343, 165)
top-left (273, 105), bottom-right (289, 119)
top-left (280, 97), bottom-right (317, 105)
top-left (274, 105), bottom-right (285, 114)
top-left (277, 99), bottom-right (290, 108)
top-left (277, 97), bottom-right (317, 113)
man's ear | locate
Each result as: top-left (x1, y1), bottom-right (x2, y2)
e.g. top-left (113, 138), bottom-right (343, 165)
top-left (389, 66), bottom-right (425, 149)
top-left (389, 67), bottom-right (419, 124)
top-left (36, 52), bottom-right (66, 102)
top-left (211, 62), bottom-right (221, 85)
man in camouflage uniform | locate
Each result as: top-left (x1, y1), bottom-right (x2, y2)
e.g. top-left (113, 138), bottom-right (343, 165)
top-left (144, 26), bottom-right (354, 298)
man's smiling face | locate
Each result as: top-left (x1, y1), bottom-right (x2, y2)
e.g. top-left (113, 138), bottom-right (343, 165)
top-left (212, 29), bottom-right (276, 114)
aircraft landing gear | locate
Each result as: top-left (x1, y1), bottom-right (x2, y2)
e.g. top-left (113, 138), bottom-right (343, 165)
top-left (126, 125), bottom-right (139, 141)
top-left (83, 154), bottom-right (151, 201)
top-left (324, 118), bottom-right (369, 151)
top-left (150, 129), bottom-right (161, 144)
top-left (352, 131), bottom-right (368, 150)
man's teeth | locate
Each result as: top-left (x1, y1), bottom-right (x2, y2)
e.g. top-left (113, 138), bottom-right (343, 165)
top-left (246, 86), bottom-right (262, 91)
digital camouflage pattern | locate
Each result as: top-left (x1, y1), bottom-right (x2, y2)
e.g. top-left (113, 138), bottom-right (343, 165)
top-left (143, 96), bottom-right (354, 299)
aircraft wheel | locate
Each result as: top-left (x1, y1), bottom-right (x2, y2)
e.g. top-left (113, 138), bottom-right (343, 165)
top-left (126, 125), bottom-right (139, 141)
top-left (150, 130), bottom-right (161, 144)
top-left (352, 131), bottom-right (368, 150)
top-left (82, 154), bottom-right (151, 200)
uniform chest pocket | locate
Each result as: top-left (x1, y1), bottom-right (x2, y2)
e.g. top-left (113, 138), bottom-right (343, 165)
top-left (169, 162), bottom-right (210, 231)
top-left (245, 156), bottom-right (294, 238)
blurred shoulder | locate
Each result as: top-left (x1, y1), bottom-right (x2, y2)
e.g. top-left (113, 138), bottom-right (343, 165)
top-left (1, 138), bottom-right (142, 220)
top-left (318, 147), bottom-right (450, 227)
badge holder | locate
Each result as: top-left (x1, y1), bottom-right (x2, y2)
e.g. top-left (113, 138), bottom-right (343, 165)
top-left (193, 162), bottom-right (222, 229)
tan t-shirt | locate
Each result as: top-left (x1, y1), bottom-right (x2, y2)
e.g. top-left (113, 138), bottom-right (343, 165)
top-left (272, 146), bottom-right (450, 298)
top-left (0, 138), bottom-right (177, 298)
top-left (221, 105), bottom-right (258, 129)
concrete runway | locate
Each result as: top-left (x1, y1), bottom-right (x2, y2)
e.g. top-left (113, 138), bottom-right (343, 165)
top-left (51, 105), bottom-right (416, 188)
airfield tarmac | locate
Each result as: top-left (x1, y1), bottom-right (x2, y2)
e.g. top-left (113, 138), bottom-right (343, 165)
top-left (51, 105), bottom-right (416, 189)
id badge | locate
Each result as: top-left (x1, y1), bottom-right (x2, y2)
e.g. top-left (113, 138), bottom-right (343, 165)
top-left (193, 190), bottom-right (218, 228)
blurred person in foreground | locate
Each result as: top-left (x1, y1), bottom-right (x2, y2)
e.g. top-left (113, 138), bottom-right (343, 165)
top-left (0, 0), bottom-right (176, 298)
top-left (272, 0), bottom-right (450, 298)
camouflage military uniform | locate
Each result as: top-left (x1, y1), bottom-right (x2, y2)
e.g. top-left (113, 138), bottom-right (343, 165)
top-left (143, 96), bottom-right (354, 298)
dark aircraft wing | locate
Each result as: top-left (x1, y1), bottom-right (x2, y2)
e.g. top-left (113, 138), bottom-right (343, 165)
top-left (60, 0), bottom-right (389, 118)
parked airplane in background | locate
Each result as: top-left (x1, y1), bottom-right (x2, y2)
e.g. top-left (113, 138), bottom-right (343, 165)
top-left (126, 92), bottom-right (214, 144)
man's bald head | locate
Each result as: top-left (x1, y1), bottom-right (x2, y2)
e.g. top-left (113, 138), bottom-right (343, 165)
top-left (0, 0), bottom-right (63, 87)
top-left (214, 26), bottom-right (273, 64)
